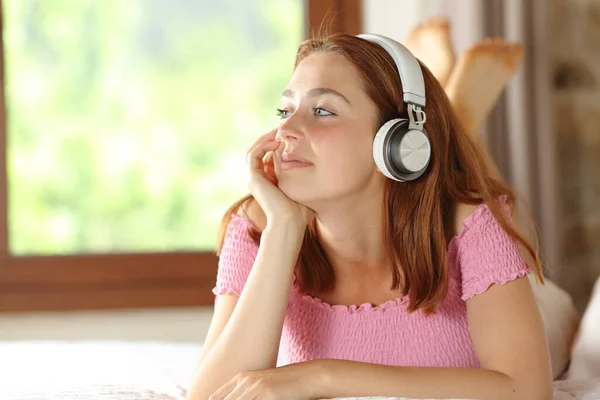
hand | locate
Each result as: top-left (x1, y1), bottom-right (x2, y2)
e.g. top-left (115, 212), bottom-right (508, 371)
top-left (209, 361), bottom-right (323, 400)
top-left (247, 128), bottom-right (315, 229)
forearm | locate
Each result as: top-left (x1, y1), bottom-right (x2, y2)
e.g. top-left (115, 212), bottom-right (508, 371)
top-left (188, 223), bottom-right (304, 399)
top-left (314, 359), bottom-right (551, 400)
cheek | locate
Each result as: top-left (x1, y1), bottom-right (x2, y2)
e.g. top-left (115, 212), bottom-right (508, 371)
top-left (314, 135), bottom-right (375, 177)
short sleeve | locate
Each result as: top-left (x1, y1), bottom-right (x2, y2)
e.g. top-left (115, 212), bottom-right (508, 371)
top-left (457, 197), bottom-right (531, 301)
top-left (212, 213), bottom-right (259, 298)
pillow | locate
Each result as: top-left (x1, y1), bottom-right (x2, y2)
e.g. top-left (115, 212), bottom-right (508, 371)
top-left (567, 275), bottom-right (600, 380)
top-left (528, 274), bottom-right (580, 380)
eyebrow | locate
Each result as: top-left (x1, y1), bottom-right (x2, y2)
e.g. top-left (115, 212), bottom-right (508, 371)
top-left (281, 87), bottom-right (352, 105)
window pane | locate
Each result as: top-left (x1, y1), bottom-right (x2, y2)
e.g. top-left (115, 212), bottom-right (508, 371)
top-left (4, 0), bottom-right (304, 255)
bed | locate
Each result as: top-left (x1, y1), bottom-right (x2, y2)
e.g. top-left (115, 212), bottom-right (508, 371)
top-left (1, 340), bottom-right (599, 400)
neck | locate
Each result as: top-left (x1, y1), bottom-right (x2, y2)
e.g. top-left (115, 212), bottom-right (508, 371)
top-left (311, 186), bottom-right (392, 285)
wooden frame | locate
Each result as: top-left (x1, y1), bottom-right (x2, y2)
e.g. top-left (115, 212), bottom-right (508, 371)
top-left (0, 0), bottom-right (362, 312)
top-left (306, 0), bottom-right (362, 36)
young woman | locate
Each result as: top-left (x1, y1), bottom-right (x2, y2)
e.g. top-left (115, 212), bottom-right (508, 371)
top-left (187, 31), bottom-right (553, 400)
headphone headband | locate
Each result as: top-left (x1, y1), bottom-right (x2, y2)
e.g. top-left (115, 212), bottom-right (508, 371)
top-left (357, 33), bottom-right (426, 107)
top-left (357, 33), bottom-right (431, 182)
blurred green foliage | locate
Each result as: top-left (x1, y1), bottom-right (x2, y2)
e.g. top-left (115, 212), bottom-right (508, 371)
top-left (4, 0), bottom-right (302, 255)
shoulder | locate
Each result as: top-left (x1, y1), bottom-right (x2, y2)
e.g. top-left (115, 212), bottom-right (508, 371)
top-left (453, 196), bottom-right (514, 238)
top-left (455, 197), bottom-right (530, 301)
top-left (237, 197), bottom-right (267, 232)
top-left (453, 202), bottom-right (483, 237)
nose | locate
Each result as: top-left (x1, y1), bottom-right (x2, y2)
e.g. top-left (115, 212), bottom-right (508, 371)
top-left (278, 129), bottom-right (303, 142)
top-left (277, 113), bottom-right (305, 142)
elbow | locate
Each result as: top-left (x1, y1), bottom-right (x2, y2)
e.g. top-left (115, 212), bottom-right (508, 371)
top-left (533, 384), bottom-right (554, 400)
top-left (185, 387), bottom-right (209, 400)
top-left (186, 376), bottom-right (218, 400)
top-left (510, 377), bottom-right (553, 400)
top-left (186, 366), bottom-right (217, 400)
top-left (185, 380), bottom-right (208, 400)
top-left (519, 388), bottom-right (552, 400)
top-left (505, 386), bottom-right (552, 400)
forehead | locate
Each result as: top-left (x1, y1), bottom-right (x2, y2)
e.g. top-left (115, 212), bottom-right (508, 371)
top-left (289, 52), bottom-right (363, 94)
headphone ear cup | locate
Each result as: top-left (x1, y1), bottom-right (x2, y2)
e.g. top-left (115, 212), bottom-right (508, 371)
top-left (391, 128), bottom-right (431, 174)
top-left (373, 118), bottom-right (431, 182)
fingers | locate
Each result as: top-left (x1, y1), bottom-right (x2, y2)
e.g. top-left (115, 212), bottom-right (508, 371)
top-left (263, 151), bottom-right (278, 184)
top-left (247, 128), bottom-right (281, 174)
top-left (247, 139), bottom-right (280, 173)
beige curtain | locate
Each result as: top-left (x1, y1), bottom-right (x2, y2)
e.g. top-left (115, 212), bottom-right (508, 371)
top-left (444, 0), bottom-right (561, 279)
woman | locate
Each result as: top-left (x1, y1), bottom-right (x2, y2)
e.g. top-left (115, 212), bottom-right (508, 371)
top-left (187, 31), bottom-right (553, 400)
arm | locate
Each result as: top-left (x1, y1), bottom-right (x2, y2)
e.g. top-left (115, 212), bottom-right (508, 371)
top-left (186, 221), bottom-right (305, 399)
top-left (311, 276), bottom-right (553, 400)
top-left (192, 294), bottom-right (238, 369)
top-left (191, 200), bottom-right (269, 369)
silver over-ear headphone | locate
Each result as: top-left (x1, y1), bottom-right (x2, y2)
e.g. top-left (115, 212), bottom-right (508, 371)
top-left (357, 33), bottom-right (431, 182)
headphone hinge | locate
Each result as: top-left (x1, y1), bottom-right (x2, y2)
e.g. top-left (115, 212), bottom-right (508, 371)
top-left (408, 103), bottom-right (427, 131)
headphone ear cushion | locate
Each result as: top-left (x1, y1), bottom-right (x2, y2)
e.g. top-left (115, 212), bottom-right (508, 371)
top-left (373, 118), bottom-right (405, 181)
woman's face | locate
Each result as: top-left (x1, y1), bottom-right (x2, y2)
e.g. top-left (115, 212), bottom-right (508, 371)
top-left (274, 51), bottom-right (382, 205)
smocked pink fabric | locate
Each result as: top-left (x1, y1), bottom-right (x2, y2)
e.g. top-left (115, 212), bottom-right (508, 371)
top-left (212, 198), bottom-right (530, 368)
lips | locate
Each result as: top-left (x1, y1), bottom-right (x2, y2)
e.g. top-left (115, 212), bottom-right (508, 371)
top-left (280, 151), bottom-right (313, 170)
top-left (281, 151), bottom-right (312, 164)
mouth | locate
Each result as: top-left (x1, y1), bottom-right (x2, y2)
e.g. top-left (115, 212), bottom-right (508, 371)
top-left (280, 151), bottom-right (313, 170)
top-left (280, 160), bottom-right (313, 170)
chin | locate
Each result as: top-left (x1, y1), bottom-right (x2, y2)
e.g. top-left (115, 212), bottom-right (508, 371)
top-left (277, 179), bottom-right (315, 204)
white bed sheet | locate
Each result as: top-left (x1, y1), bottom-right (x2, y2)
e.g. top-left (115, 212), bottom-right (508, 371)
top-left (0, 340), bottom-right (599, 400)
top-left (0, 341), bottom-right (198, 399)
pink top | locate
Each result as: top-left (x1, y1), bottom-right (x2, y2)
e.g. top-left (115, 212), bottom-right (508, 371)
top-left (212, 198), bottom-right (530, 368)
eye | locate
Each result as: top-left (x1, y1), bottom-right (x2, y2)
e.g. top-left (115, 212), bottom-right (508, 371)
top-left (314, 107), bottom-right (334, 116)
top-left (276, 107), bottom-right (335, 119)
top-left (276, 108), bottom-right (290, 119)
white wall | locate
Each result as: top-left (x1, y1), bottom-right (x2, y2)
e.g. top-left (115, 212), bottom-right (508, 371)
top-left (0, 307), bottom-right (213, 342)
top-left (362, 0), bottom-right (486, 54)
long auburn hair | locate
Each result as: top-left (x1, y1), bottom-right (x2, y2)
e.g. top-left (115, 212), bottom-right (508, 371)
top-left (215, 31), bottom-right (544, 314)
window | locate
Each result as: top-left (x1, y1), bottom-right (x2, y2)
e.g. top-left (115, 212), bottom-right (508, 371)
top-left (0, 0), bottom-right (361, 311)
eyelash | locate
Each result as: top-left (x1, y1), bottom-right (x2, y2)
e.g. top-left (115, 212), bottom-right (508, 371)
top-left (275, 107), bottom-right (334, 119)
